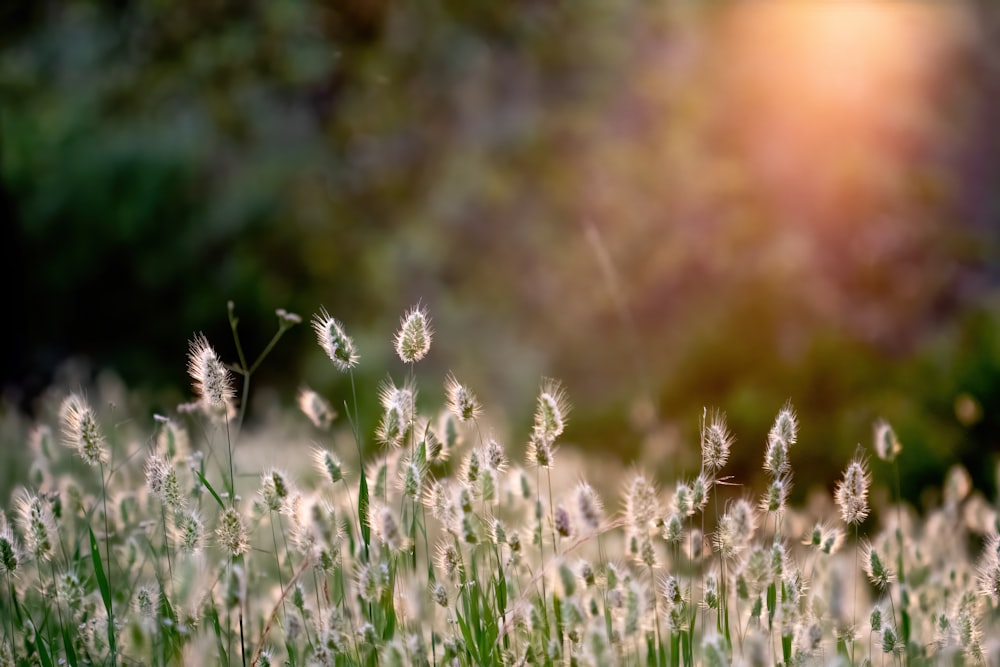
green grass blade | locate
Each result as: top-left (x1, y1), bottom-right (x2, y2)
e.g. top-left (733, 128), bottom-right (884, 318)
top-left (196, 470), bottom-right (226, 509)
top-left (36, 633), bottom-right (54, 667)
top-left (88, 526), bottom-right (117, 661)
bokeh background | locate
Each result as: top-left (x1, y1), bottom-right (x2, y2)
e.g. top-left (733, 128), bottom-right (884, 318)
top-left (2, 0), bottom-right (999, 508)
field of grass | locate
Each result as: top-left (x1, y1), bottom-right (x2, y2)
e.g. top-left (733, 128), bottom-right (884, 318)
top-left (0, 302), bottom-right (997, 666)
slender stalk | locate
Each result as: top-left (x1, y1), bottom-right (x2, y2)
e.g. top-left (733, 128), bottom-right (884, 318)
top-left (99, 460), bottom-right (117, 667)
top-left (5, 573), bottom-right (14, 662)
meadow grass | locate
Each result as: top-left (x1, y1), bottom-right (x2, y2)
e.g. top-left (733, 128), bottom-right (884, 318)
top-left (0, 303), bottom-right (997, 667)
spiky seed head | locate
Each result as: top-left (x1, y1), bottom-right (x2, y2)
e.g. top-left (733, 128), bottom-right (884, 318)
top-left (216, 507), bottom-right (249, 557)
top-left (173, 509), bottom-right (204, 553)
top-left (312, 448), bottom-right (345, 485)
top-left (162, 465), bottom-right (183, 510)
top-left (312, 308), bottom-right (359, 372)
top-left (701, 408), bottom-right (733, 473)
top-left (145, 453), bottom-right (168, 499)
top-left (482, 436), bottom-right (507, 473)
top-left (978, 560), bottom-right (1000, 604)
top-left (297, 387), bottom-right (336, 430)
top-left (769, 402), bottom-right (798, 451)
top-left (533, 378), bottom-right (570, 445)
top-left (260, 469), bottom-right (292, 512)
top-left (16, 493), bottom-right (55, 562)
top-left (59, 394), bottom-right (108, 466)
top-left (575, 482), bottom-right (604, 532)
top-left (625, 474), bottom-right (659, 530)
top-left (673, 482), bottom-right (693, 518)
top-left (370, 503), bottom-right (406, 552)
top-left (394, 304), bottom-right (433, 364)
top-left (835, 456), bottom-right (871, 526)
top-left (445, 373), bottom-right (481, 423)
top-left (431, 582), bottom-right (449, 607)
top-left (0, 527), bottom-right (23, 576)
top-left (187, 334), bottom-right (235, 410)
top-left (873, 418), bottom-right (901, 462)
top-left (135, 584), bottom-right (160, 619)
top-left (554, 505), bottom-right (572, 538)
top-left (525, 432), bottom-right (555, 470)
top-left (663, 513), bottom-right (684, 544)
top-left (691, 474), bottom-right (711, 514)
top-left (862, 540), bottom-right (894, 589)
top-left (436, 541), bottom-right (461, 580)
top-left (760, 476), bottom-right (791, 514)
top-left (881, 624), bottom-right (899, 654)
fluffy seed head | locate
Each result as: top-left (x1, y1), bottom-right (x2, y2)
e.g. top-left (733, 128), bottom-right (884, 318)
top-left (59, 394), bottom-right (108, 466)
top-left (625, 473), bottom-right (659, 530)
top-left (873, 418), bottom-right (902, 462)
top-left (0, 527), bottom-right (23, 576)
top-left (260, 469), bottom-right (292, 512)
top-left (862, 540), bottom-right (894, 589)
top-left (769, 402), bottom-right (798, 451)
top-left (760, 476), bottom-right (791, 514)
top-left (370, 503), bottom-right (406, 552)
top-left (575, 482), bottom-right (604, 532)
top-left (533, 378), bottom-right (570, 445)
top-left (173, 510), bottom-right (204, 553)
top-left (297, 387), bottom-right (336, 430)
top-left (445, 373), bottom-right (481, 423)
top-left (312, 308), bottom-right (359, 372)
top-left (145, 453), bottom-right (168, 500)
top-left (701, 408), bottom-right (733, 473)
top-left (525, 433), bottom-right (556, 469)
top-left (216, 507), bottom-right (250, 557)
top-left (312, 448), bottom-right (345, 485)
top-left (187, 334), bottom-right (235, 410)
top-left (835, 456), bottom-right (871, 526)
top-left (16, 492), bottom-right (56, 562)
top-left (394, 304), bottom-right (433, 363)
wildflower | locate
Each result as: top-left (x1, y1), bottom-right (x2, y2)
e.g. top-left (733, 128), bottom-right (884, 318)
top-left (275, 308), bottom-right (301, 325)
top-left (16, 492), bottom-right (55, 562)
top-left (59, 394), bottom-right (108, 466)
top-left (312, 308), bottom-right (359, 372)
top-left (312, 448), bottom-right (345, 485)
top-left (701, 408), bottom-right (733, 474)
top-left (216, 507), bottom-right (249, 557)
top-left (835, 455), bottom-right (871, 526)
top-left (444, 373), bottom-right (481, 423)
top-left (873, 418), bottom-right (902, 463)
top-left (297, 387), bottom-right (336, 430)
top-left (394, 303), bottom-right (433, 363)
top-left (187, 334), bottom-right (235, 411)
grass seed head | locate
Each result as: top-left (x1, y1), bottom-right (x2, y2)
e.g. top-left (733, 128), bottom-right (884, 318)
top-left (216, 506), bottom-right (250, 557)
top-left (297, 387), bottom-right (336, 430)
top-left (444, 373), bottom-right (481, 423)
top-left (394, 303), bottom-right (433, 364)
top-left (835, 455), bottom-right (871, 526)
top-left (873, 418), bottom-right (902, 463)
top-left (59, 393), bottom-right (108, 466)
top-left (701, 408), bottom-right (733, 474)
top-left (312, 308), bottom-right (359, 372)
top-left (187, 334), bottom-right (235, 411)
